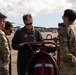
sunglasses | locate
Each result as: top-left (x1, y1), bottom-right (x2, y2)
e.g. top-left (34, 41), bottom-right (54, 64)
top-left (9, 30), bottom-right (13, 33)
top-left (25, 22), bottom-right (32, 26)
top-left (62, 15), bottom-right (66, 19)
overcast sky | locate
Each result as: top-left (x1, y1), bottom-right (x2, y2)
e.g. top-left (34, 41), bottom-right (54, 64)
top-left (0, 0), bottom-right (76, 28)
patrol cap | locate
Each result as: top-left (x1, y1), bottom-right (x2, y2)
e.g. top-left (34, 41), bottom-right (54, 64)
top-left (63, 9), bottom-right (76, 22)
top-left (58, 23), bottom-right (65, 27)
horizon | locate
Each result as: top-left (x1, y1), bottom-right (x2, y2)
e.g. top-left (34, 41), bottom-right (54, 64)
top-left (0, 0), bottom-right (76, 28)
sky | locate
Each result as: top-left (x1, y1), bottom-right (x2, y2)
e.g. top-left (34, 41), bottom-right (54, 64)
top-left (0, 0), bottom-right (76, 28)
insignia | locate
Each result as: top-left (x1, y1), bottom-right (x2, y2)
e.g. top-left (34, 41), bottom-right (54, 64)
top-left (24, 34), bottom-right (28, 37)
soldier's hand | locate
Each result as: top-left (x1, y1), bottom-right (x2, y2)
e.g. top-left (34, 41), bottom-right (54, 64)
top-left (67, 54), bottom-right (72, 59)
top-left (19, 42), bottom-right (26, 47)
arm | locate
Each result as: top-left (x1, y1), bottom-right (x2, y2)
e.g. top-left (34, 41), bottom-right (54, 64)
top-left (59, 27), bottom-right (73, 62)
top-left (67, 26), bottom-right (76, 56)
top-left (0, 34), bottom-right (10, 62)
top-left (35, 29), bottom-right (44, 42)
top-left (12, 30), bottom-right (21, 50)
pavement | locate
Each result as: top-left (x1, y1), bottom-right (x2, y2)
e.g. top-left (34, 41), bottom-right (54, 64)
top-left (8, 32), bottom-right (58, 75)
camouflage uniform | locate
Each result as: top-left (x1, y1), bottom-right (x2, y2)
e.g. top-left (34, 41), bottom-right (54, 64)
top-left (59, 23), bottom-right (76, 75)
top-left (0, 30), bottom-right (10, 75)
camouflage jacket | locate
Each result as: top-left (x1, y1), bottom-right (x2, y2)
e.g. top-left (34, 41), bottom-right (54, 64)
top-left (59, 23), bottom-right (76, 66)
top-left (0, 29), bottom-right (10, 66)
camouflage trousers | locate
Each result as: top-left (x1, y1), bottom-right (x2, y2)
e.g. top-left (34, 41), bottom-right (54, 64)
top-left (0, 60), bottom-right (9, 75)
top-left (60, 62), bottom-right (76, 75)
